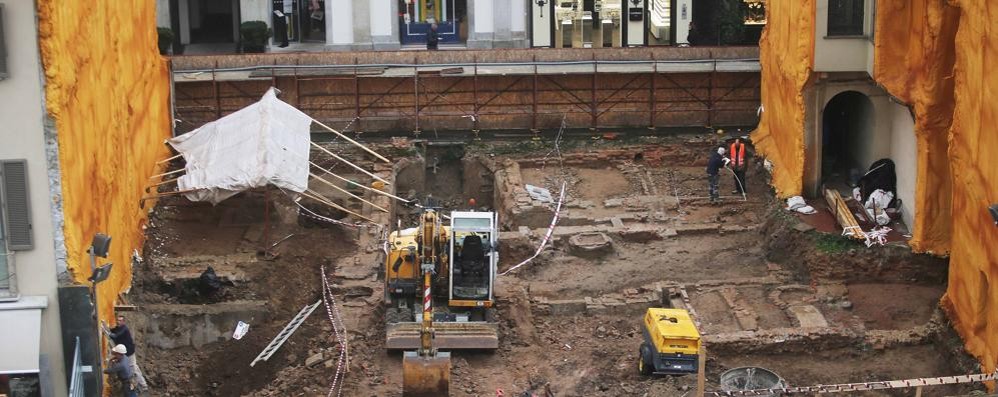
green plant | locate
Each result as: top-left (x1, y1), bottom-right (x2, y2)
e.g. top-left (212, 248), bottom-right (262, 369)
top-left (157, 27), bottom-right (174, 55)
top-left (240, 21), bottom-right (272, 53)
top-left (813, 233), bottom-right (855, 254)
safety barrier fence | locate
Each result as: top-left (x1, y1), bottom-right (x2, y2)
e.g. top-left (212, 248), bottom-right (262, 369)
top-left (68, 336), bottom-right (86, 397)
top-left (707, 368), bottom-right (998, 396)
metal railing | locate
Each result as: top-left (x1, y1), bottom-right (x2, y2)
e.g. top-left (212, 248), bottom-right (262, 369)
top-left (68, 336), bottom-right (86, 397)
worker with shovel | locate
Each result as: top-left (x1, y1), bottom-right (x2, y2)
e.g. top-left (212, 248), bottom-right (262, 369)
top-left (729, 138), bottom-right (749, 196)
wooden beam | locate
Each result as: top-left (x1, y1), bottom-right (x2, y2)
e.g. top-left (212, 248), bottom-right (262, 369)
top-left (309, 172), bottom-right (388, 213)
top-left (310, 142), bottom-right (391, 186)
top-left (140, 188), bottom-right (200, 202)
top-left (823, 188), bottom-right (865, 240)
top-left (311, 119), bottom-right (391, 163)
top-left (149, 168), bottom-right (185, 180)
top-left (309, 161), bottom-right (409, 203)
top-left (302, 189), bottom-right (375, 223)
top-left (156, 154), bottom-right (182, 164)
top-left (144, 177), bottom-right (180, 192)
top-left (697, 345), bottom-right (706, 397)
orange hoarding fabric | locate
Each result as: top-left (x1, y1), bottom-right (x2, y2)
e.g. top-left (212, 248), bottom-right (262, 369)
top-left (941, 0), bottom-right (998, 378)
top-left (750, 0), bottom-right (815, 198)
top-left (872, 0), bottom-right (959, 255)
top-left (37, 0), bottom-right (172, 329)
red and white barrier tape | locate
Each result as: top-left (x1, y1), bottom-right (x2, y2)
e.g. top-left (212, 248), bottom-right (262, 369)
top-left (500, 181), bottom-right (567, 276)
top-left (708, 368), bottom-right (998, 396)
top-left (320, 266), bottom-right (350, 397)
top-left (864, 226), bottom-right (891, 247)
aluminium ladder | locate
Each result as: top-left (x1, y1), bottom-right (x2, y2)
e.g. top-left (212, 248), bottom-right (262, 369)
top-left (250, 299), bottom-right (322, 367)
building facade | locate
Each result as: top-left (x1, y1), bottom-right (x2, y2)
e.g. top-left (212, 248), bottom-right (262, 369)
top-left (0, 2), bottom-right (65, 395)
top-left (753, 0), bottom-right (918, 229)
top-left (753, 0), bottom-right (998, 375)
top-left (157, 0), bottom-right (767, 53)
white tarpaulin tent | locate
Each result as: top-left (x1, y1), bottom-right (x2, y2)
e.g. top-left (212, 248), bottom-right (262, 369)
top-left (168, 88), bottom-right (313, 204)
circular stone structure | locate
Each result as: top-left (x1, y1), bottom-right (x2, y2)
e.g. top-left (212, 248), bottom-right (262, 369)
top-left (568, 232), bottom-right (613, 258)
top-left (720, 367), bottom-right (786, 397)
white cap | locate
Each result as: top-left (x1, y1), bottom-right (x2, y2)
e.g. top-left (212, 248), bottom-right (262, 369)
top-left (717, 147), bottom-right (726, 155)
top-left (112, 344), bottom-right (127, 354)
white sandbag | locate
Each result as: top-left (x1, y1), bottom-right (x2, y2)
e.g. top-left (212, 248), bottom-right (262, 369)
top-left (786, 196), bottom-right (807, 211)
top-left (795, 205), bottom-right (817, 214)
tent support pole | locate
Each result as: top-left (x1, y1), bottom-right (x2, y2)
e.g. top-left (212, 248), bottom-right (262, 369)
top-left (263, 189), bottom-right (271, 251)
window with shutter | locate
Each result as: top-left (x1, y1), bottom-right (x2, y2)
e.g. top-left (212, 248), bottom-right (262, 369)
top-left (1, 160), bottom-right (32, 250)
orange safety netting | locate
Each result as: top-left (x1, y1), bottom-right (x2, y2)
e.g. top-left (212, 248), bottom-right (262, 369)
top-left (938, 0), bottom-right (998, 378)
top-left (37, 0), bottom-right (172, 329)
top-left (750, 0), bottom-right (815, 198)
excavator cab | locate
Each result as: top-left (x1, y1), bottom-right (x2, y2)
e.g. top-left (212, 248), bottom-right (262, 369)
top-left (385, 210), bottom-right (499, 352)
top-left (449, 211), bottom-right (498, 306)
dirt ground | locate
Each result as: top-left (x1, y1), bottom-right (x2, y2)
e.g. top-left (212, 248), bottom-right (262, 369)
top-left (129, 135), bottom-right (984, 397)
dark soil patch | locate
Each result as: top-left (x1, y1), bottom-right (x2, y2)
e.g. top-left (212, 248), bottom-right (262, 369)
top-left (847, 283), bottom-right (945, 330)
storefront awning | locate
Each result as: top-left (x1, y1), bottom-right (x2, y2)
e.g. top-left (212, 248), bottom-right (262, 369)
top-left (0, 296), bottom-right (47, 374)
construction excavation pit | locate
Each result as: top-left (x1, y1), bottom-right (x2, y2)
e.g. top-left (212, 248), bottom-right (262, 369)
top-left (130, 134), bottom-right (985, 397)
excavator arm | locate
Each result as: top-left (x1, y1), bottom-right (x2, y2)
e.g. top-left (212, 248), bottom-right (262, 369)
top-left (402, 210), bottom-right (452, 396)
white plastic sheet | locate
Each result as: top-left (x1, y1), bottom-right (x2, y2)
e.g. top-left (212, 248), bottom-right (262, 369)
top-left (524, 184), bottom-right (554, 203)
top-left (168, 88), bottom-right (313, 204)
top-left (864, 189), bottom-right (894, 226)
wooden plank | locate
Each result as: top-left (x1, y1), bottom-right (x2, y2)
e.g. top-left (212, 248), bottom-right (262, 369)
top-left (824, 189), bottom-right (865, 240)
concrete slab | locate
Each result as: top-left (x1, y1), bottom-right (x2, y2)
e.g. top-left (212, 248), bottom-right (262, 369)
top-left (788, 305), bottom-right (829, 329)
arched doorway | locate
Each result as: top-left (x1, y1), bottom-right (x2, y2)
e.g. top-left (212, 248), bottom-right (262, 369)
top-left (821, 91), bottom-right (874, 184)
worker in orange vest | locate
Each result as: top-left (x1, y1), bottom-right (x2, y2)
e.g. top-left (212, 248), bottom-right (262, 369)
top-left (729, 139), bottom-right (749, 195)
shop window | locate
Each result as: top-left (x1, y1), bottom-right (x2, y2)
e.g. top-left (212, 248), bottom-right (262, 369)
top-left (827, 0), bottom-right (865, 36)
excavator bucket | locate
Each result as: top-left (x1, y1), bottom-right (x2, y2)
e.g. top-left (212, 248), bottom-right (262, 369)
top-left (387, 321), bottom-right (499, 350)
top-left (402, 351), bottom-right (451, 397)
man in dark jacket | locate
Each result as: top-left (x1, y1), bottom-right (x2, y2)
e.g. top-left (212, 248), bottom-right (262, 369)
top-left (109, 316), bottom-right (148, 391)
top-left (427, 23), bottom-right (439, 50)
top-left (706, 147), bottom-right (730, 203)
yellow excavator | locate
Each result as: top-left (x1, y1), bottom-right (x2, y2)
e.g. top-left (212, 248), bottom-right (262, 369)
top-left (386, 208), bottom-right (500, 396)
